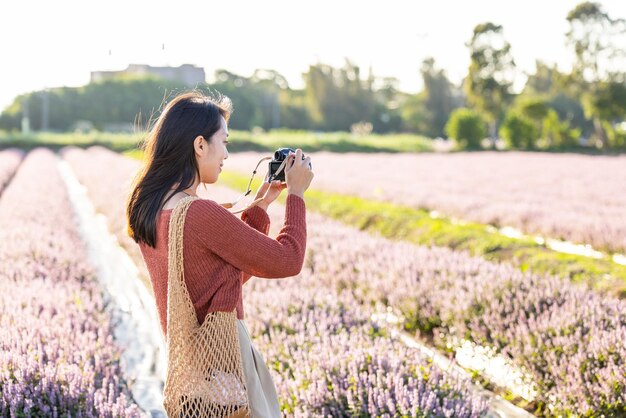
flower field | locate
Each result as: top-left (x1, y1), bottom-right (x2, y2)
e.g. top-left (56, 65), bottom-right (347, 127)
top-left (2, 145), bottom-right (624, 416)
top-left (61, 146), bottom-right (153, 292)
top-left (61, 148), bottom-right (492, 416)
top-left (225, 151), bottom-right (626, 255)
top-left (217, 184), bottom-right (626, 417)
top-left (0, 149), bottom-right (142, 416)
top-left (0, 148), bottom-right (24, 193)
top-left (56, 146), bottom-right (626, 416)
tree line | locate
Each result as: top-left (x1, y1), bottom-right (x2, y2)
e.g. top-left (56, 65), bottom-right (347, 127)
top-left (1, 1), bottom-right (624, 150)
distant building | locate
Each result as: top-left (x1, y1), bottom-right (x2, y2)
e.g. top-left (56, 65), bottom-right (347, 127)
top-left (90, 64), bottom-right (206, 86)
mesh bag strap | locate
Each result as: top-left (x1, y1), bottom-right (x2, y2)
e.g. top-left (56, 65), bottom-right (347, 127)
top-left (163, 196), bottom-right (250, 418)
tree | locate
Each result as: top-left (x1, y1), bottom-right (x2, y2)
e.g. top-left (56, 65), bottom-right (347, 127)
top-left (516, 97), bottom-right (549, 144)
top-left (522, 60), bottom-right (590, 135)
top-left (566, 1), bottom-right (626, 147)
top-left (542, 109), bottom-right (581, 148)
top-left (582, 80), bottom-right (626, 147)
top-left (371, 76), bottom-right (404, 133)
top-left (400, 92), bottom-right (429, 135)
top-left (519, 97), bottom-right (549, 122)
top-left (514, 73), bottom-right (587, 149)
top-left (420, 58), bottom-right (459, 138)
top-left (303, 60), bottom-right (380, 132)
top-left (277, 88), bottom-right (313, 130)
top-left (499, 111), bottom-right (538, 150)
top-left (445, 108), bottom-right (487, 150)
top-left (566, 2), bottom-right (625, 83)
top-left (0, 75), bottom-right (186, 132)
top-left (524, 61), bottom-right (559, 95)
top-left (464, 22), bottom-right (516, 147)
top-left (251, 70), bottom-right (282, 129)
top-left (209, 69), bottom-right (296, 131)
top-left (211, 70), bottom-right (262, 130)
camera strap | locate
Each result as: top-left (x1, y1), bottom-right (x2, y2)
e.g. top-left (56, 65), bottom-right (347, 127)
top-left (220, 156), bottom-right (288, 214)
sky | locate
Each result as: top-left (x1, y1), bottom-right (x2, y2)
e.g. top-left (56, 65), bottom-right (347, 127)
top-left (1, 0), bottom-right (624, 113)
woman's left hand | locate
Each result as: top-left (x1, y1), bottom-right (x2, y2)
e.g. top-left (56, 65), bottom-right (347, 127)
top-left (254, 176), bottom-right (286, 209)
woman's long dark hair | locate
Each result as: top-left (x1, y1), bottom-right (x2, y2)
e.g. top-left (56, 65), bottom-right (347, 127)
top-left (126, 90), bottom-right (233, 248)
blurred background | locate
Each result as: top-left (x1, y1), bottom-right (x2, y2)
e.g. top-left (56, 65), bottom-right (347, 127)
top-left (1, 0), bottom-right (624, 151)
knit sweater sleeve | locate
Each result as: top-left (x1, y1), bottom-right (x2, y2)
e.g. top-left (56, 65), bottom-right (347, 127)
top-left (239, 205), bottom-right (270, 284)
top-left (240, 205), bottom-right (270, 235)
top-left (186, 194), bottom-right (307, 278)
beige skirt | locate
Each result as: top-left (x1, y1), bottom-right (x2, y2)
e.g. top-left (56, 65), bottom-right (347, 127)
top-left (237, 320), bottom-right (281, 418)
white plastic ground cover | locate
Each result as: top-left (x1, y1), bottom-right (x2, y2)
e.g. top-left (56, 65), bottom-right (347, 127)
top-left (371, 307), bottom-right (536, 418)
top-left (433, 210), bottom-right (626, 267)
top-left (614, 253), bottom-right (626, 265)
top-left (57, 158), bottom-right (166, 417)
top-left (453, 339), bottom-right (537, 402)
top-left (496, 224), bottom-right (626, 266)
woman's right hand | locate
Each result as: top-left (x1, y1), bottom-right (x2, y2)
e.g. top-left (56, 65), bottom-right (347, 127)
top-left (285, 149), bottom-right (313, 198)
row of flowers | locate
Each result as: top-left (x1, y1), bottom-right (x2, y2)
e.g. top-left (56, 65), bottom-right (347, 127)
top-left (0, 148), bottom-right (24, 195)
top-left (0, 148), bottom-right (142, 416)
top-left (244, 269), bottom-right (490, 417)
top-left (227, 151), bottom-right (626, 255)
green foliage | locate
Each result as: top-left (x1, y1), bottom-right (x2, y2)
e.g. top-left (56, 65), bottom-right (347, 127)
top-left (549, 92), bottom-right (590, 134)
top-left (419, 58), bottom-right (460, 138)
top-left (464, 22), bottom-right (515, 131)
top-left (0, 75), bottom-right (186, 132)
top-left (566, 2), bottom-right (624, 83)
top-left (565, 2), bottom-right (626, 147)
top-left (505, 90), bottom-right (584, 150)
top-left (399, 93), bottom-right (429, 134)
top-left (445, 108), bottom-right (487, 149)
top-left (84, 75), bottom-right (187, 130)
top-left (579, 81), bottom-right (626, 148)
top-left (302, 60), bottom-right (403, 133)
top-left (277, 89), bottom-right (313, 131)
top-left (304, 61), bottom-right (366, 131)
top-left (522, 61), bottom-right (591, 137)
top-left (607, 124), bottom-right (626, 148)
top-left (499, 111), bottom-right (538, 150)
top-left (582, 81), bottom-right (626, 123)
top-left (210, 69), bottom-right (297, 131)
top-left (515, 96), bottom-right (549, 147)
top-left (225, 129), bottom-right (433, 153)
top-left (0, 131), bottom-right (144, 153)
top-left (0, 63), bottom-right (416, 135)
top-left (0, 100), bottom-right (22, 131)
top-left (524, 61), bottom-right (561, 95)
top-left (519, 97), bottom-right (550, 121)
top-left (541, 109), bottom-right (581, 148)
top-left (0, 129), bottom-right (434, 154)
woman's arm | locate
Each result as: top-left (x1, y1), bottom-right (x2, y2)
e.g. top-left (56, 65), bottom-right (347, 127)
top-left (186, 194), bottom-right (306, 278)
top-left (239, 205), bottom-right (271, 284)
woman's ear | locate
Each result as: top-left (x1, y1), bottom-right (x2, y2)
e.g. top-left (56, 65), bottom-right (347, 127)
top-left (194, 135), bottom-right (206, 154)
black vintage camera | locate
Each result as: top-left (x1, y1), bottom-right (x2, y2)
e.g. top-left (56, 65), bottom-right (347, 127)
top-left (268, 148), bottom-right (311, 182)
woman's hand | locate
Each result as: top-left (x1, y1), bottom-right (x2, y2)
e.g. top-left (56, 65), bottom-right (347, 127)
top-left (285, 149), bottom-right (313, 198)
top-left (253, 174), bottom-right (287, 210)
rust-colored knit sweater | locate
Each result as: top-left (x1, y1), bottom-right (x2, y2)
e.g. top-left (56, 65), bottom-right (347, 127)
top-left (138, 194), bottom-right (307, 337)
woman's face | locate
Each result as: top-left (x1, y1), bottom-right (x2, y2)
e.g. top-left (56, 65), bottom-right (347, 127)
top-left (197, 115), bottom-right (229, 184)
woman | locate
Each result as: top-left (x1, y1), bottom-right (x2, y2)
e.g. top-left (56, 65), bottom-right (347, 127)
top-left (126, 90), bottom-right (313, 417)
